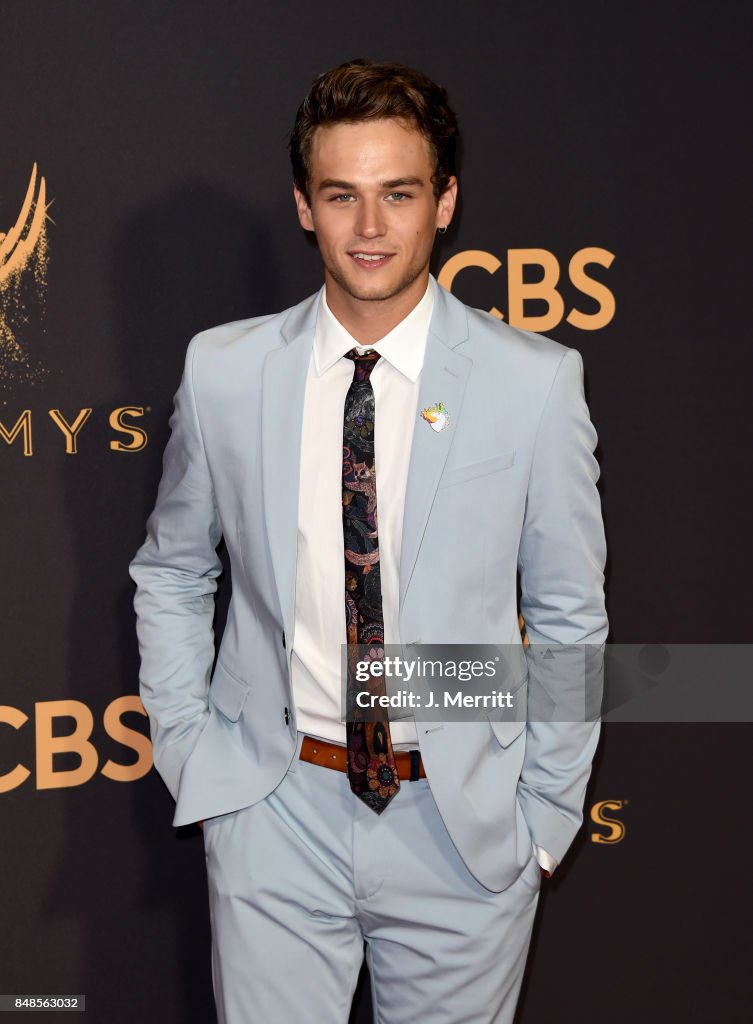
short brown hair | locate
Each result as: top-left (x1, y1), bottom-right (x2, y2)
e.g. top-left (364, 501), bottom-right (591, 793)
top-left (290, 58), bottom-right (459, 202)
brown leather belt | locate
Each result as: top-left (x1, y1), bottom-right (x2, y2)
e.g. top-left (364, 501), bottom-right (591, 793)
top-left (300, 735), bottom-right (426, 781)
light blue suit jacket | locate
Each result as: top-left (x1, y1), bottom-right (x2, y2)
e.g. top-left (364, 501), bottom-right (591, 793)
top-left (130, 278), bottom-right (607, 892)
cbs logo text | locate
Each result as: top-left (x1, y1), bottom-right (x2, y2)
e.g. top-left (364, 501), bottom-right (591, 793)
top-left (0, 697), bottom-right (151, 791)
top-left (438, 247), bottom-right (615, 332)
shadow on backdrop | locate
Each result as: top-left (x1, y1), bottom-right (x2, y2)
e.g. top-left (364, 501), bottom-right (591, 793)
top-left (48, 181), bottom-right (280, 1023)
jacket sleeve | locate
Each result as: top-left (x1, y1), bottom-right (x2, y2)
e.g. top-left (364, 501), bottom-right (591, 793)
top-left (129, 334), bottom-right (223, 801)
top-left (516, 347), bottom-right (608, 864)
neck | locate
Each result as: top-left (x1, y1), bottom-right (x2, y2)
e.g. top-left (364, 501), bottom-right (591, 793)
top-left (324, 270), bottom-right (430, 345)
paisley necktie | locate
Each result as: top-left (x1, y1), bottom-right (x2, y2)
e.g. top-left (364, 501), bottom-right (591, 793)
top-left (342, 349), bottom-right (400, 813)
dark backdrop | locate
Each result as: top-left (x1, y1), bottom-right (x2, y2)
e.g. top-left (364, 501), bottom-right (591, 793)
top-left (2, 2), bottom-right (752, 1021)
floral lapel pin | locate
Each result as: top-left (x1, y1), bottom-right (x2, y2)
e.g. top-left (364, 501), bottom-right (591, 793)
top-left (420, 402), bottom-right (450, 432)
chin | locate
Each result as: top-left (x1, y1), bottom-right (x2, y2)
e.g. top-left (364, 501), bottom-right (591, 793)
top-left (329, 263), bottom-right (424, 304)
top-left (346, 284), bottom-right (403, 302)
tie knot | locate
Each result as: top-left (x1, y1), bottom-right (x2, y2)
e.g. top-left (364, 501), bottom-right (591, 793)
top-left (345, 348), bottom-right (380, 383)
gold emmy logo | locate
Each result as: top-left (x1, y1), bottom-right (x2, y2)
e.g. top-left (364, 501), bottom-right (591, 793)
top-left (590, 799), bottom-right (628, 844)
top-left (0, 163), bottom-right (51, 385)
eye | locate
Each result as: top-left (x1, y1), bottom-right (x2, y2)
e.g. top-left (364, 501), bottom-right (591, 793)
top-left (385, 192), bottom-right (410, 201)
top-left (330, 193), bottom-right (354, 203)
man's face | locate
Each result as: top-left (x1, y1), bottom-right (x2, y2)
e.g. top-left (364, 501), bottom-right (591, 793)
top-left (293, 118), bottom-right (456, 307)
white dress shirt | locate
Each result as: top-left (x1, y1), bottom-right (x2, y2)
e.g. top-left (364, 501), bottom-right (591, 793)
top-left (291, 280), bottom-right (432, 750)
top-left (289, 278), bottom-right (557, 874)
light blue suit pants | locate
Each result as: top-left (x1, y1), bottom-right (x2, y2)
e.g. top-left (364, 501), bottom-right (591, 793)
top-left (203, 735), bottom-right (541, 1024)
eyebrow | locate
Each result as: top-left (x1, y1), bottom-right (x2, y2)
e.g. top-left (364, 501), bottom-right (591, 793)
top-left (317, 177), bottom-right (426, 192)
top-left (382, 177), bottom-right (425, 189)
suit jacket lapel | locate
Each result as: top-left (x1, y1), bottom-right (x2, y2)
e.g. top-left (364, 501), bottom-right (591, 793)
top-left (261, 281), bottom-right (472, 647)
top-left (260, 291), bottom-right (320, 658)
top-left (399, 282), bottom-right (472, 607)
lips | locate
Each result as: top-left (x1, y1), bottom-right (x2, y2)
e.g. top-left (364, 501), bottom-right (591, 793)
top-left (349, 252), bottom-right (394, 268)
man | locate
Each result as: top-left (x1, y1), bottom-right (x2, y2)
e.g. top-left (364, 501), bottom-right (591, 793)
top-left (130, 58), bottom-right (607, 1024)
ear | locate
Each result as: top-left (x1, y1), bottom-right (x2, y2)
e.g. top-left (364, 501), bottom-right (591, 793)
top-left (293, 185), bottom-right (315, 232)
top-left (435, 176), bottom-right (458, 231)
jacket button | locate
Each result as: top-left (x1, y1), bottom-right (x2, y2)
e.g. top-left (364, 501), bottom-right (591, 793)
top-left (284, 707), bottom-right (290, 725)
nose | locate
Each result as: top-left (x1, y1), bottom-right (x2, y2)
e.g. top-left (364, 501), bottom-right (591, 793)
top-left (354, 197), bottom-right (386, 239)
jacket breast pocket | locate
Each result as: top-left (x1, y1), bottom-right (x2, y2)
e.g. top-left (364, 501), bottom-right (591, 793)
top-left (438, 450), bottom-right (515, 489)
top-left (209, 660), bottom-right (251, 722)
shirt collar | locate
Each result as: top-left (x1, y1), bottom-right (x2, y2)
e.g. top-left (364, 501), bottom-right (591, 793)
top-left (313, 277), bottom-right (434, 383)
